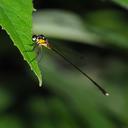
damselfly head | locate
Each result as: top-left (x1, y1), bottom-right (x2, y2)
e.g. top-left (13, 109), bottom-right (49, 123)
top-left (32, 34), bottom-right (50, 49)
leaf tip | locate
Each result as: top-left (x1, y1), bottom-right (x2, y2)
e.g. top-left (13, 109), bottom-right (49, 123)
top-left (39, 79), bottom-right (42, 87)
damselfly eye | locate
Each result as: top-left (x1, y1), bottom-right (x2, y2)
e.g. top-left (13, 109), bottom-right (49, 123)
top-left (32, 35), bottom-right (37, 42)
top-left (38, 35), bottom-right (46, 40)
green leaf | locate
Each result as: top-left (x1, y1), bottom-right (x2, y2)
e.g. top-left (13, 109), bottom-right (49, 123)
top-left (33, 9), bottom-right (100, 44)
top-left (112, 0), bottom-right (128, 9)
top-left (85, 10), bottom-right (128, 48)
top-left (0, 0), bottom-right (42, 86)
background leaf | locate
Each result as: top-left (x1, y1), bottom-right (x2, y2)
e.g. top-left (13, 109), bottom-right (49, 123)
top-left (112, 0), bottom-right (128, 9)
top-left (33, 10), bottom-right (100, 44)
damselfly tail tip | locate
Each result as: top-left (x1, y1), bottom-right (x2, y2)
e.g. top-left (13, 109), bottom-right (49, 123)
top-left (105, 92), bottom-right (109, 96)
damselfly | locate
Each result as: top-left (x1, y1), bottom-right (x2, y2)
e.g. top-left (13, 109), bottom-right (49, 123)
top-left (31, 34), bottom-right (109, 96)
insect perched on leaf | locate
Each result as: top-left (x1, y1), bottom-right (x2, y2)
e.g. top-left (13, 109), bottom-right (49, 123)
top-left (31, 34), bottom-right (109, 96)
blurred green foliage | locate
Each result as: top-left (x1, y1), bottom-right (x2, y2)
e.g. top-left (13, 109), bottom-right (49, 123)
top-left (0, 0), bottom-right (128, 128)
